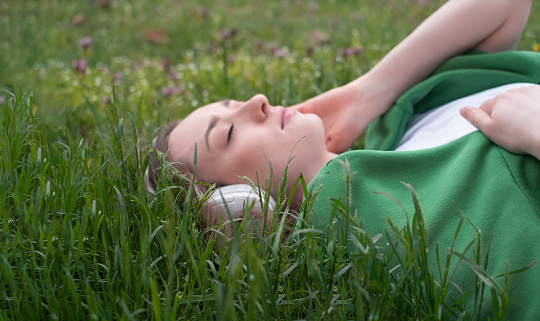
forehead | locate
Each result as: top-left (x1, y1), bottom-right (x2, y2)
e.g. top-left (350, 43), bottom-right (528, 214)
top-left (167, 101), bottom-right (227, 164)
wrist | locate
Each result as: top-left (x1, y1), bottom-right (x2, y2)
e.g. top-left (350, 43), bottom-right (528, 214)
top-left (352, 73), bottom-right (396, 118)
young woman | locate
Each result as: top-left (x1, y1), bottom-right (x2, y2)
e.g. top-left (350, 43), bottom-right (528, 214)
top-left (145, 0), bottom-right (540, 318)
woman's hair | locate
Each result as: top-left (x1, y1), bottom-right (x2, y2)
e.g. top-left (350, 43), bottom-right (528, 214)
top-left (145, 119), bottom-right (288, 245)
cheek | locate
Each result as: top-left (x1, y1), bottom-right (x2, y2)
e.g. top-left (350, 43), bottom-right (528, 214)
top-left (223, 146), bottom-right (278, 183)
top-left (234, 131), bottom-right (281, 159)
top-left (232, 145), bottom-right (270, 170)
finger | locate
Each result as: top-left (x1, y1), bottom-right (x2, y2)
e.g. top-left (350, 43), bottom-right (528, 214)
top-left (477, 97), bottom-right (495, 115)
top-left (325, 131), bottom-right (350, 154)
top-left (460, 106), bottom-right (493, 131)
top-left (325, 136), bottom-right (343, 154)
top-left (291, 105), bottom-right (306, 114)
top-left (289, 101), bottom-right (311, 114)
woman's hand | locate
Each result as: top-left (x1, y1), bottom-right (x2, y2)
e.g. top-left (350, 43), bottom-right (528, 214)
top-left (460, 85), bottom-right (540, 160)
top-left (291, 77), bottom-right (391, 153)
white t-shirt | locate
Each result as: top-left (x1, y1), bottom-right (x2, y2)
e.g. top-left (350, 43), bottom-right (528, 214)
top-left (396, 83), bottom-right (538, 151)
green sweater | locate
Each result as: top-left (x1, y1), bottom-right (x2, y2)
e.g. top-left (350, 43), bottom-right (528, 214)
top-left (306, 51), bottom-right (540, 319)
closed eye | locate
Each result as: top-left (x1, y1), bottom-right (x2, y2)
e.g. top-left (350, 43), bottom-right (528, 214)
top-left (227, 124), bottom-right (234, 145)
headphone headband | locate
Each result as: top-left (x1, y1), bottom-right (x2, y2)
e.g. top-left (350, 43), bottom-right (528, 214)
top-left (144, 166), bottom-right (157, 194)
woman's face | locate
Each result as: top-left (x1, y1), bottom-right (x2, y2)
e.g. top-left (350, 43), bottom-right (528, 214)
top-left (167, 94), bottom-right (336, 202)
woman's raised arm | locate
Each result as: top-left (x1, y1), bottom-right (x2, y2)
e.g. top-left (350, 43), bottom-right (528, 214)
top-left (293, 0), bottom-right (533, 153)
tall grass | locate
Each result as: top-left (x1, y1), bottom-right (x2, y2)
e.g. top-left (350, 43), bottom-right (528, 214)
top-left (0, 91), bottom-right (531, 320)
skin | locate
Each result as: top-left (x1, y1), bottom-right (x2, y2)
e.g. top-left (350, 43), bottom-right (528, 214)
top-left (167, 94), bottom-right (337, 208)
top-left (460, 85), bottom-right (540, 160)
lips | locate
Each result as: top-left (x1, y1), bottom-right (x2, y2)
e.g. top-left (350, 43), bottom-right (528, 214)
top-left (278, 107), bottom-right (295, 129)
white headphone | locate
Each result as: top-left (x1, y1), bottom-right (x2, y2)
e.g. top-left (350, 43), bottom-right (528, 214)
top-left (144, 167), bottom-right (276, 220)
top-left (208, 183), bottom-right (276, 220)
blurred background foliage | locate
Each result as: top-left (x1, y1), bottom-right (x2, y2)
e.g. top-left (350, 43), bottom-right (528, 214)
top-left (1, 0), bottom-right (538, 144)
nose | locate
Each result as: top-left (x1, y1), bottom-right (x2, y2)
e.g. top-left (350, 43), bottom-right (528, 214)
top-left (233, 94), bottom-right (269, 122)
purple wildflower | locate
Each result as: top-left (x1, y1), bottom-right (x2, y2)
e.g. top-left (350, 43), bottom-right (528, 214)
top-left (72, 13), bottom-right (85, 26)
top-left (346, 46), bottom-right (363, 56)
top-left (219, 28), bottom-right (237, 41)
top-left (78, 36), bottom-right (92, 52)
top-left (160, 58), bottom-right (172, 72)
top-left (350, 12), bottom-right (360, 20)
top-left (254, 39), bottom-right (264, 55)
top-left (305, 45), bottom-right (314, 57)
top-left (206, 41), bottom-right (219, 54)
top-left (168, 71), bottom-right (178, 82)
top-left (112, 72), bottom-right (123, 85)
top-left (267, 42), bottom-right (278, 55)
top-left (72, 58), bottom-right (86, 74)
top-left (95, 0), bottom-right (111, 9)
top-left (308, 31), bottom-right (330, 46)
top-left (273, 47), bottom-right (290, 59)
top-left (197, 6), bottom-right (209, 19)
top-left (416, 0), bottom-right (428, 8)
top-left (338, 46), bottom-right (364, 57)
top-left (161, 86), bottom-right (182, 98)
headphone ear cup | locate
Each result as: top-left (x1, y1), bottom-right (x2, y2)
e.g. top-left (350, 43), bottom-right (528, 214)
top-left (210, 184), bottom-right (275, 221)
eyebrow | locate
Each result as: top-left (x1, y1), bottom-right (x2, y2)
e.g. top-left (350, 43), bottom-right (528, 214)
top-left (204, 100), bottom-right (230, 151)
top-left (205, 116), bottom-right (218, 151)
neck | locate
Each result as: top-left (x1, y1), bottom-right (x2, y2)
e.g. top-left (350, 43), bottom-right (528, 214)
top-left (288, 150), bottom-right (337, 212)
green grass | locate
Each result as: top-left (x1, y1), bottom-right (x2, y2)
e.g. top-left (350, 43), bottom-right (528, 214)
top-left (1, 0), bottom-right (540, 319)
top-left (1, 92), bottom-right (526, 320)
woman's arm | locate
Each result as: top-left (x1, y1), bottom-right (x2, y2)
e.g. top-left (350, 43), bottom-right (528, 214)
top-left (461, 85), bottom-right (540, 161)
top-left (293, 0), bottom-right (533, 153)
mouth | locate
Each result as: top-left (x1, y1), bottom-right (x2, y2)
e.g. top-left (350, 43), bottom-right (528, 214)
top-left (278, 107), bottom-right (295, 129)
